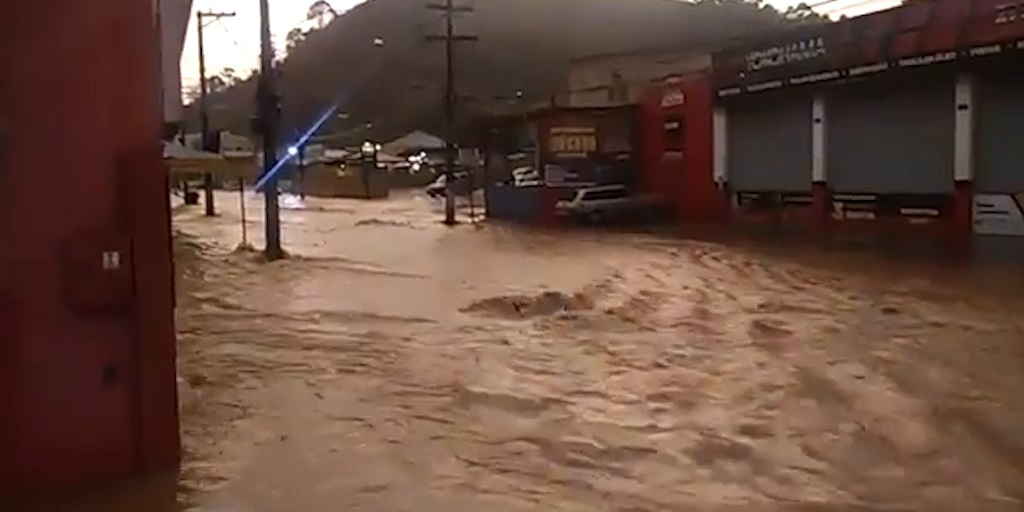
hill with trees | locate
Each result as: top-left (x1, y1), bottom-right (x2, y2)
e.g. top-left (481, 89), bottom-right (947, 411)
top-left (194, 0), bottom-right (824, 145)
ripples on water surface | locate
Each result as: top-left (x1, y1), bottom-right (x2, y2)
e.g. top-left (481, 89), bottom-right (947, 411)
top-left (18, 191), bottom-right (1024, 511)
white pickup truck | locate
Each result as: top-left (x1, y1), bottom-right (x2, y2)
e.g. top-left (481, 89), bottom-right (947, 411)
top-left (555, 185), bottom-right (659, 223)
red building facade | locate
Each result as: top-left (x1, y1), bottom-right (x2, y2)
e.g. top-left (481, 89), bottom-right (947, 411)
top-left (708, 0), bottom-right (1024, 241)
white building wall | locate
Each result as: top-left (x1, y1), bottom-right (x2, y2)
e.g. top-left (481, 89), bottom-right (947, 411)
top-left (563, 49), bottom-right (711, 107)
top-left (159, 0), bottom-right (193, 126)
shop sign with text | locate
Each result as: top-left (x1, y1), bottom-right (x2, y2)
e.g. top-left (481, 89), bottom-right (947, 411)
top-left (546, 127), bottom-right (597, 158)
top-left (744, 37), bottom-right (827, 72)
top-left (719, 38), bottom-right (1024, 97)
top-left (660, 89), bottom-right (685, 109)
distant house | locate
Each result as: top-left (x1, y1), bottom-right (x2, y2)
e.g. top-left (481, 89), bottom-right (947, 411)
top-left (181, 130), bottom-right (255, 158)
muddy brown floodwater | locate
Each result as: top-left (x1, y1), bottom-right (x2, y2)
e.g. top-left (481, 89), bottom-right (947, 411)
top-left (21, 191), bottom-right (1024, 511)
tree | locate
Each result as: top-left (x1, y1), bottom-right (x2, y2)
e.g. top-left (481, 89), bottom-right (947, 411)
top-left (219, 67), bottom-right (239, 87)
top-left (286, 27), bottom-right (308, 52)
top-left (783, 2), bottom-right (828, 23)
top-left (306, 0), bottom-right (337, 29)
top-left (182, 75), bottom-right (227, 105)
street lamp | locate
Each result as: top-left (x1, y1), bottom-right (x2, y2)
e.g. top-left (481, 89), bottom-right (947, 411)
top-left (360, 140), bottom-right (378, 198)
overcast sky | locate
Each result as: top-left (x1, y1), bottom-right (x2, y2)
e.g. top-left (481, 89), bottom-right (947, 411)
top-left (180, 0), bottom-right (900, 86)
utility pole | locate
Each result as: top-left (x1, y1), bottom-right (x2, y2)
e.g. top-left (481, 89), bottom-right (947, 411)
top-left (426, 0), bottom-right (477, 225)
top-left (258, 0), bottom-right (284, 260)
top-left (196, 10), bottom-right (235, 217)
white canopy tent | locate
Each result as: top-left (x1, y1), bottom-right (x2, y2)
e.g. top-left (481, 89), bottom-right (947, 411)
top-left (381, 130), bottom-right (445, 155)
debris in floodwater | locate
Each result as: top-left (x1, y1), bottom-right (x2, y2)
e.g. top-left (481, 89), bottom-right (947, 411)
top-left (460, 290), bottom-right (594, 319)
top-left (279, 193), bottom-right (306, 210)
top-left (233, 242), bottom-right (256, 254)
top-left (353, 218), bottom-right (414, 228)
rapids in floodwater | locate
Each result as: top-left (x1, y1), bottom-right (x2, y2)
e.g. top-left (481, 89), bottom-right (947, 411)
top-left (18, 191), bottom-right (1024, 511)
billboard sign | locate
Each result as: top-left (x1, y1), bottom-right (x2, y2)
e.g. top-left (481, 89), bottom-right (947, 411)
top-left (546, 126), bottom-right (598, 158)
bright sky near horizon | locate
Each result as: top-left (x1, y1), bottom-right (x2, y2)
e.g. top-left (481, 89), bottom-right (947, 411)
top-left (179, 0), bottom-right (900, 87)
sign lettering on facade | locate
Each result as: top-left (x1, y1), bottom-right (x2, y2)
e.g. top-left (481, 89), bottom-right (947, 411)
top-left (719, 38), bottom-right (1024, 96)
top-left (744, 37), bottom-right (826, 71)
top-left (897, 51), bottom-right (957, 68)
top-left (660, 90), bottom-right (685, 108)
top-left (848, 62), bottom-right (890, 76)
top-left (548, 127), bottom-right (597, 157)
top-left (973, 193), bottom-right (1024, 236)
top-left (995, 2), bottom-right (1021, 24)
top-left (969, 44), bottom-right (1003, 57)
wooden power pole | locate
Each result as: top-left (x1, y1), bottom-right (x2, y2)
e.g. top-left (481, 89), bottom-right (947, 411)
top-left (426, 0), bottom-right (477, 225)
top-left (257, 0), bottom-right (284, 260)
top-left (196, 10), bottom-right (235, 216)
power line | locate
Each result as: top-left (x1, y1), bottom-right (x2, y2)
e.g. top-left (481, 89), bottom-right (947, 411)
top-left (822, 0), bottom-right (900, 16)
top-left (214, 19), bottom-right (249, 53)
top-left (805, 0), bottom-right (897, 16)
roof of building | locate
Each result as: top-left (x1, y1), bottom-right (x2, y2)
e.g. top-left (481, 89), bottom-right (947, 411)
top-left (382, 131), bottom-right (445, 154)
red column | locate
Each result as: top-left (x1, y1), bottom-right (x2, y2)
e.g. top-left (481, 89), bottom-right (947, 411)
top-left (809, 183), bottom-right (831, 231)
top-left (678, 75), bottom-right (723, 222)
top-left (948, 180), bottom-right (974, 245)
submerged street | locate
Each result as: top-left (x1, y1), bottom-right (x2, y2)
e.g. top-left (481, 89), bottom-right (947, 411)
top-left (162, 192), bottom-right (1024, 511)
top-left (31, 191), bottom-right (1024, 511)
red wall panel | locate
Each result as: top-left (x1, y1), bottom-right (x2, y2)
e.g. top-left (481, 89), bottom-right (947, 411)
top-left (1, 0), bottom-right (179, 493)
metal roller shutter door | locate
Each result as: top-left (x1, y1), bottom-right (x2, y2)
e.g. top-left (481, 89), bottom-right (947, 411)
top-left (827, 86), bottom-right (954, 194)
top-left (975, 77), bottom-right (1024, 192)
top-left (726, 101), bottom-right (812, 191)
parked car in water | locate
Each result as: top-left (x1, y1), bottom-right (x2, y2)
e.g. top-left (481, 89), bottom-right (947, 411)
top-left (425, 171), bottom-right (473, 198)
top-left (555, 184), bottom-right (659, 224)
top-left (511, 166), bottom-right (541, 187)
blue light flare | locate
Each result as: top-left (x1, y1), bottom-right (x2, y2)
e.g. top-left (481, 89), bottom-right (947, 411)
top-left (253, 51), bottom-right (387, 193)
top-left (254, 103), bottom-right (342, 192)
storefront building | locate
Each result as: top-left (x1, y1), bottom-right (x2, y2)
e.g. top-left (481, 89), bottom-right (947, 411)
top-left (477, 106), bottom-right (640, 225)
top-left (711, 0), bottom-right (1024, 241)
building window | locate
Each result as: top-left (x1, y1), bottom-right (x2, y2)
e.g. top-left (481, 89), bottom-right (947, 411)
top-left (610, 71), bottom-right (628, 103)
top-left (664, 118), bottom-right (685, 153)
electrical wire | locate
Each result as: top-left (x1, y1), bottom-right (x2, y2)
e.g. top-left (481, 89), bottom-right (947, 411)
top-left (792, 0), bottom-right (901, 17)
top-left (214, 19), bottom-right (261, 73)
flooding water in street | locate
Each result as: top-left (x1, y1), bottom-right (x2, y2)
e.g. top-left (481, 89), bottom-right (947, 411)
top-left (21, 191), bottom-right (1024, 511)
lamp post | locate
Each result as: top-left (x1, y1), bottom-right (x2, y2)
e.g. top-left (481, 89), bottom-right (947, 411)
top-left (360, 141), bottom-right (377, 199)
